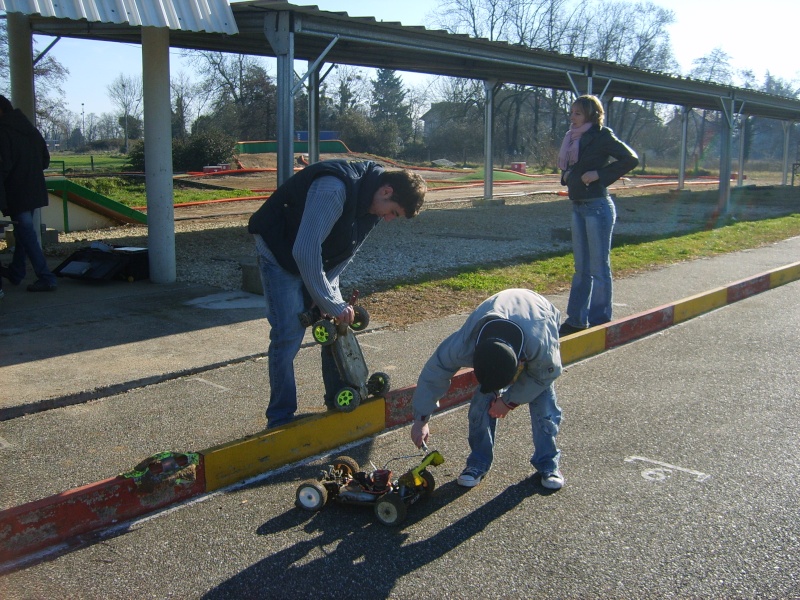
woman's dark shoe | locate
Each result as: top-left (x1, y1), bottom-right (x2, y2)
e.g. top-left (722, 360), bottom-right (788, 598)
top-left (0, 265), bottom-right (22, 285)
top-left (558, 322), bottom-right (587, 337)
top-left (27, 279), bottom-right (57, 292)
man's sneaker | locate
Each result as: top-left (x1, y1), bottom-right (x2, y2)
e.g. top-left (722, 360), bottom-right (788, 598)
top-left (540, 470), bottom-right (564, 490)
top-left (558, 322), bottom-right (587, 337)
top-left (457, 466), bottom-right (486, 488)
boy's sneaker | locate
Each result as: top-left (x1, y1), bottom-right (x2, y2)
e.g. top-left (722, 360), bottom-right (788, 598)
top-left (457, 466), bottom-right (486, 488)
top-left (540, 470), bottom-right (564, 490)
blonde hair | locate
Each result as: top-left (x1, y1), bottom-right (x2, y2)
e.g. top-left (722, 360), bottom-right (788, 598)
top-left (573, 95), bottom-right (604, 127)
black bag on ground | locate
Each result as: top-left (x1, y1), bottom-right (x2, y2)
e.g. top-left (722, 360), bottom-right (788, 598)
top-left (54, 243), bottom-right (149, 282)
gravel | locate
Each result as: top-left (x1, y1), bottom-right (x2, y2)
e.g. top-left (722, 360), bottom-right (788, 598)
top-left (23, 185), bottom-right (796, 294)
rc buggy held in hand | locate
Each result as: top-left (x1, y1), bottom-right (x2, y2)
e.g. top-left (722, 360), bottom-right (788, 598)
top-left (299, 293), bottom-right (391, 412)
top-left (295, 447), bottom-right (445, 526)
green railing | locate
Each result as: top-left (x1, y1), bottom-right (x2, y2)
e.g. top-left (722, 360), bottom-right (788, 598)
top-left (46, 178), bottom-right (147, 233)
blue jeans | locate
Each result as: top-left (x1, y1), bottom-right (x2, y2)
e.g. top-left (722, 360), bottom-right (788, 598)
top-left (465, 384), bottom-right (561, 475)
top-left (254, 235), bottom-right (344, 427)
top-left (8, 210), bottom-right (57, 285)
top-left (565, 196), bottom-right (616, 328)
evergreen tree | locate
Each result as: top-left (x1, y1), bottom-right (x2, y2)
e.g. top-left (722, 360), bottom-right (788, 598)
top-left (370, 69), bottom-right (412, 143)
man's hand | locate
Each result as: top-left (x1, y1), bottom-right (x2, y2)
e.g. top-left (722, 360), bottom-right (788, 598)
top-left (411, 421), bottom-right (430, 448)
top-left (488, 397), bottom-right (513, 419)
top-left (336, 305), bottom-right (355, 325)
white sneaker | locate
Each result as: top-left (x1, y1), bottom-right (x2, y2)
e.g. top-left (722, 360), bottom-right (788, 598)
top-left (540, 470), bottom-right (564, 490)
top-left (457, 466), bottom-right (486, 487)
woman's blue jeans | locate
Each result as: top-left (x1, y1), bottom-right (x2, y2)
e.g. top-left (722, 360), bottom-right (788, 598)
top-left (466, 384), bottom-right (561, 475)
top-left (254, 235), bottom-right (344, 427)
top-left (565, 196), bottom-right (616, 328)
top-left (8, 210), bottom-right (57, 285)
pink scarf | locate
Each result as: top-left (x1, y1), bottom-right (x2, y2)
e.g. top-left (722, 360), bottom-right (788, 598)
top-left (557, 122), bottom-right (592, 171)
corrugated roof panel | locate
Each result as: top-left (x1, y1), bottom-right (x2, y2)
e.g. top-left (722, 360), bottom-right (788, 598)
top-left (0, 0), bottom-right (239, 34)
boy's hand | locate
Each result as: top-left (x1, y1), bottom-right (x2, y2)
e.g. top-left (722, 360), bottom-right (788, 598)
top-left (411, 421), bottom-right (429, 448)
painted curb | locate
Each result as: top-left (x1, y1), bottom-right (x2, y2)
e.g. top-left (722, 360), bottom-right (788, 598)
top-left (2, 261), bottom-right (798, 567)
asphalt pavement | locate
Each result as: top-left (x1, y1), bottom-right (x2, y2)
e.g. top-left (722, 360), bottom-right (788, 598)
top-left (0, 237), bottom-right (797, 598)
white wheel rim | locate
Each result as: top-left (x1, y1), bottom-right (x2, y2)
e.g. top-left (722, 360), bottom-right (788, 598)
top-left (298, 486), bottom-right (322, 509)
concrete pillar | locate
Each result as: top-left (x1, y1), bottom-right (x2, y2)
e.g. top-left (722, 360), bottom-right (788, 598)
top-left (483, 80), bottom-right (495, 200)
top-left (6, 13), bottom-right (35, 120)
top-left (307, 62), bottom-right (320, 165)
top-left (265, 11), bottom-right (295, 185)
top-left (7, 12), bottom-right (42, 243)
top-left (717, 99), bottom-right (733, 216)
top-left (141, 27), bottom-right (176, 283)
top-left (678, 107), bottom-right (689, 190)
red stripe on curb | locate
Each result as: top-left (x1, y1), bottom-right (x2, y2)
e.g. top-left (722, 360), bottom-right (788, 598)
top-left (605, 305), bottom-right (675, 349)
top-left (727, 274), bottom-right (770, 303)
top-left (0, 458), bottom-right (205, 564)
top-left (385, 369), bottom-right (478, 428)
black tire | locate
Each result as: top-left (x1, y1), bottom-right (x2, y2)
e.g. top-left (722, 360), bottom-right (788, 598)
top-left (296, 480), bottom-right (328, 511)
top-left (419, 470), bottom-right (436, 497)
top-left (332, 456), bottom-right (360, 477)
top-left (367, 372), bottom-right (391, 397)
top-left (351, 305), bottom-right (370, 331)
top-left (374, 493), bottom-right (408, 526)
top-left (312, 320), bottom-right (337, 346)
top-left (334, 387), bottom-right (360, 412)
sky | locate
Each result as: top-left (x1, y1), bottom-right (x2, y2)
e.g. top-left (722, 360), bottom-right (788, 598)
top-left (19, 0), bottom-right (800, 120)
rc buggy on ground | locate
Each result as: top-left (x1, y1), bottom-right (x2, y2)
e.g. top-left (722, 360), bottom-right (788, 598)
top-left (295, 447), bottom-right (445, 526)
top-left (299, 292), bottom-right (391, 412)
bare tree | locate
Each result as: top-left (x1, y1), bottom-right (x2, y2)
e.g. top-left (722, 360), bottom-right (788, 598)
top-left (170, 70), bottom-right (201, 139)
top-left (107, 74), bottom-right (143, 152)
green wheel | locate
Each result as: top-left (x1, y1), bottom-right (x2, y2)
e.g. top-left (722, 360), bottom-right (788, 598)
top-left (312, 320), bottom-right (337, 346)
top-left (334, 387), bottom-right (360, 412)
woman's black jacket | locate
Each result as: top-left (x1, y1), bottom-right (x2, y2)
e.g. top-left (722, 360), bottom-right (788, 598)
top-left (561, 125), bottom-right (638, 201)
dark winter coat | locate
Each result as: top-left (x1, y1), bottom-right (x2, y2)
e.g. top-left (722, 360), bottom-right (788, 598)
top-left (560, 125), bottom-right (638, 202)
top-left (247, 159), bottom-right (383, 275)
top-left (0, 108), bottom-right (51, 217)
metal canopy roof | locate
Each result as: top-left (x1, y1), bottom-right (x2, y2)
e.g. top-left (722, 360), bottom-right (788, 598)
top-left (14, 0), bottom-right (800, 122)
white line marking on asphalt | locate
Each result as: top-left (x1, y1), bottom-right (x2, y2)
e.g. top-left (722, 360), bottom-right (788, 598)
top-left (189, 378), bottom-right (230, 391)
top-left (0, 436), bottom-right (11, 449)
top-left (624, 455), bottom-right (710, 482)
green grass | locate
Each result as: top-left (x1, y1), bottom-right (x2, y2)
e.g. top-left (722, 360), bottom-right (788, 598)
top-left (399, 213), bottom-right (800, 298)
top-left (49, 153), bottom-right (130, 174)
top-left (70, 176), bottom-right (259, 207)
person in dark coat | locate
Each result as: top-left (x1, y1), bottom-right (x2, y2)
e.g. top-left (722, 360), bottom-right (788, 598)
top-left (0, 95), bottom-right (57, 292)
top-left (557, 94), bottom-right (638, 336)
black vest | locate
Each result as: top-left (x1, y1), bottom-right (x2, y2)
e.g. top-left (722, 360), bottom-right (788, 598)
top-left (248, 160), bottom-right (384, 274)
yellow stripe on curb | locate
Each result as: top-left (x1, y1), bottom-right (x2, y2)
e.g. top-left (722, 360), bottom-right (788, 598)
top-left (673, 288), bottom-right (728, 324)
top-left (202, 400), bottom-right (386, 491)
top-left (769, 261), bottom-right (800, 288)
top-left (560, 326), bottom-right (606, 366)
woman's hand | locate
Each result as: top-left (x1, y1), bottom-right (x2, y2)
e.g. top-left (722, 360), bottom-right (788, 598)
top-left (581, 170), bottom-right (599, 185)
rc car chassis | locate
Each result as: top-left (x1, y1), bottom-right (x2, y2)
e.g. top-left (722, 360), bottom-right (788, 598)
top-left (299, 294), bottom-right (391, 412)
top-left (295, 447), bottom-right (445, 526)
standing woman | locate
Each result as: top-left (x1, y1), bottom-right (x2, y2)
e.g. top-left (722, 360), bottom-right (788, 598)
top-left (557, 95), bottom-right (638, 336)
